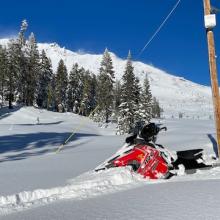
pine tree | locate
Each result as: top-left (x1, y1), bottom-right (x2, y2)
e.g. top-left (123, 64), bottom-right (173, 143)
top-left (77, 67), bottom-right (86, 109)
top-left (117, 51), bottom-right (137, 134)
top-left (36, 50), bottom-right (53, 108)
top-left (7, 20), bottom-right (43, 107)
top-left (18, 19), bottom-right (28, 46)
top-left (0, 46), bottom-right (8, 107)
top-left (26, 32), bottom-right (40, 106)
top-left (79, 71), bottom-right (97, 116)
top-left (16, 20), bottom-right (28, 104)
top-left (134, 77), bottom-right (141, 105)
top-left (139, 76), bottom-right (153, 123)
top-left (113, 80), bottom-right (122, 118)
top-left (67, 63), bottom-right (80, 112)
top-left (89, 73), bottom-right (97, 112)
top-left (55, 59), bottom-right (68, 111)
top-left (132, 77), bottom-right (146, 133)
top-left (47, 74), bottom-right (56, 110)
top-left (7, 39), bottom-right (21, 108)
top-left (152, 97), bottom-right (163, 118)
top-left (96, 48), bottom-right (115, 123)
top-left (80, 71), bottom-right (91, 116)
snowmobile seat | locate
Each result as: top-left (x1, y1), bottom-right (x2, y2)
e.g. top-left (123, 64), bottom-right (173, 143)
top-left (173, 149), bottom-right (210, 170)
top-left (177, 149), bottom-right (203, 160)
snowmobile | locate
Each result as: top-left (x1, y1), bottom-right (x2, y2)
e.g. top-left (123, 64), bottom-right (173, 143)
top-left (95, 123), bottom-right (214, 179)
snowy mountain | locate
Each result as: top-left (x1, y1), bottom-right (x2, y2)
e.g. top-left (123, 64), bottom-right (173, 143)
top-left (0, 39), bottom-right (213, 118)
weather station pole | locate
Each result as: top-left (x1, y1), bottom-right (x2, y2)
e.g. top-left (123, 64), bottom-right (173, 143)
top-left (203, 0), bottom-right (220, 157)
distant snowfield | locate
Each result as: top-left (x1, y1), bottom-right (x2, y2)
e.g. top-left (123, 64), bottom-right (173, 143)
top-left (0, 38), bottom-right (214, 118)
top-left (1, 107), bottom-right (220, 219)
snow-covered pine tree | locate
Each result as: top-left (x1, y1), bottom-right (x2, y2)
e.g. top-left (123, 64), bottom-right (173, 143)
top-left (80, 71), bottom-right (91, 116)
top-left (132, 77), bottom-right (145, 133)
top-left (117, 51), bottom-right (137, 134)
top-left (47, 74), bottom-right (56, 110)
top-left (66, 64), bottom-right (89, 114)
top-left (18, 19), bottom-right (28, 46)
top-left (112, 80), bottom-right (122, 120)
top-left (55, 59), bottom-right (68, 112)
top-left (89, 73), bottom-right (97, 112)
top-left (36, 49), bottom-right (53, 108)
top-left (1, 20), bottom-right (28, 108)
top-left (16, 20), bottom-right (28, 104)
top-left (81, 71), bottom-right (98, 116)
top-left (139, 75), bottom-right (153, 124)
top-left (67, 63), bottom-right (80, 112)
top-left (7, 39), bottom-right (22, 108)
top-left (134, 77), bottom-right (141, 105)
top-left (152, 97), bottom-right (163, 118)
top-left (0, 46), bottom-right (8, 107)
top-left (96, 48), bottom-right (115, 123)
top-left (77, 67), bottom-right (86, 111)
top-left (26, 32), bottom-right (40, 106)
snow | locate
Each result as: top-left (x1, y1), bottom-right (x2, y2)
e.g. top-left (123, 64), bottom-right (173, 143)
top-left (0, 38), bottom-right (213, 118)
top-left (0, 167), bottom-right (145, 215)
top-left (1, 107), bottom-right (220, 219)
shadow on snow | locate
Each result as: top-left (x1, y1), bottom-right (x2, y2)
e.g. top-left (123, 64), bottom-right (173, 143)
top-left (0, 132), bottom-right (99, 163)
top-left (0, 106), bottom-right (22, 120)
top-left (15, 121), bottom-right (64, 126)
top-left (207, 134), bottom-right (219, 158)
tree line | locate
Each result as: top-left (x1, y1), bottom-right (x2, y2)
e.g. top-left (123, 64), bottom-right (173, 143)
top-left (0, 20), bottom-right (162, 134)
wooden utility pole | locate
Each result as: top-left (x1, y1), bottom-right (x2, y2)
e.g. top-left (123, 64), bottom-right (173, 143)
top-left (203, 0), bottom-right (220, 157)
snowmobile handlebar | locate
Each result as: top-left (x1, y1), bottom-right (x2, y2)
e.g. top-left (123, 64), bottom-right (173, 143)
top-left (159, 126), bottom-right (167, 132)
top-left (126, 124), bottom-right (167, 144)
top-left (139, 123), bottom-right (167, 142)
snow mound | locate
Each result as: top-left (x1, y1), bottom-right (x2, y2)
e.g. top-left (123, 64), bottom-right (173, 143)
top-left (0, 167), bottom-right (144, 216)
top-left (1, 164), bottom-right (220, 215)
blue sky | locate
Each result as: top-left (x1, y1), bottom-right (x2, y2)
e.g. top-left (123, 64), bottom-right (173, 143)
top-left (0, 0), bottom-right (220, 85)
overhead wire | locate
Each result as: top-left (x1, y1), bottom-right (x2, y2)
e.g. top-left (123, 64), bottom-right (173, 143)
top-left (136, 0), bottom-right (181, 59)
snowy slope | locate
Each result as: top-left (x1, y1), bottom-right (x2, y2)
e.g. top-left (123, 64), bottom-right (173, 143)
top-left (0, 107), bottom-right (220, 219)
top-left (0, 38), bottom-right (213, 118)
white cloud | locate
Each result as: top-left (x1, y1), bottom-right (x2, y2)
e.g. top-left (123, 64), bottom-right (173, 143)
top-left (0, 29), bottom-right (17, 39)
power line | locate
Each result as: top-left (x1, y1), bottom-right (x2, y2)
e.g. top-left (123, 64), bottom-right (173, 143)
top-left (136, 0), bottom-right (181, 59)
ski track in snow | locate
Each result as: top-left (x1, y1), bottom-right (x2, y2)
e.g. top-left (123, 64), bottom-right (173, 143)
top-left (1, 166), bottom-right (220, 216)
